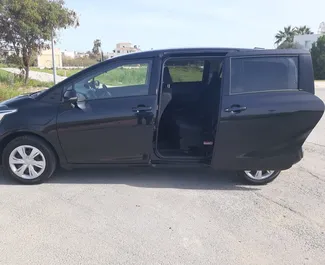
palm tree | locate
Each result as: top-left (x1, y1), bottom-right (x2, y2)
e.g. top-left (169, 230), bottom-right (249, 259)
top-left (92, 39), bottom-right (104, 62)
top-left (294, 26), bottom-right (313, 35)
top-left (275, 26), bottom-right (296, 46)
top-left (92, 39), bottom-right (102, 56)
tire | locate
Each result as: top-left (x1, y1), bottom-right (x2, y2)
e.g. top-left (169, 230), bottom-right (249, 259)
top-left (2, 135), bottom-right (57, 184)
top-left (238, 170), bottom-right (281, 185)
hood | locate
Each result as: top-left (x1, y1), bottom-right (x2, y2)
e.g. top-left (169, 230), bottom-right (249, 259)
top-left (0, 91), bottom-right (40, 108)
top-left (0, 94), bottom-right (29, 106)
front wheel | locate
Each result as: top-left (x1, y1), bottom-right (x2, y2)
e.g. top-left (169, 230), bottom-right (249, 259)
top-left (3, 136), bottom-right (57, 184)
top-left (238, 170), bottom-right (281, 185)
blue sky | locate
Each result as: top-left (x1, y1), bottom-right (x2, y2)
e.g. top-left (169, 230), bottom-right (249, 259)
top-left (57, 0), bottom-right (325, 53)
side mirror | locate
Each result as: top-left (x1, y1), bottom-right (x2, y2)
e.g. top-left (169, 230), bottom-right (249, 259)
top-left (63, 89), bottom-right (78, 103)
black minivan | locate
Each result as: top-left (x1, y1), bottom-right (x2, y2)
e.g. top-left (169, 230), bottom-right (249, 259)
top-left (0, 48), bottom-right (323, 184)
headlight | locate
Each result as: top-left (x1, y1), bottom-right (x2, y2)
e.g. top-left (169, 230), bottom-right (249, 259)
top-left (0, 109), bottom-right (17, 121)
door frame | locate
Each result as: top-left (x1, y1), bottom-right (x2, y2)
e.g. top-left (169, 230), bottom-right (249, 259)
top-left (153, 54), bottom-right (226, 161)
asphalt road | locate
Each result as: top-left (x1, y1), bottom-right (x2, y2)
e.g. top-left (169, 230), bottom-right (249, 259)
top-left (0, 87), bottom-right (324, 265)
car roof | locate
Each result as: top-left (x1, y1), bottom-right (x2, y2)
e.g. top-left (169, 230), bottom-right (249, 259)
top-left (110, 47), bottom-right (250, 59)
top-left (105, 47), bottom-right (310, 61)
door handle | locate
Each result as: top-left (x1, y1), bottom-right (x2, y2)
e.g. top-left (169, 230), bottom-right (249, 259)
top-left (224, 105), bottom-right (247, 113)
top-left (132, 106), bottom-right (152, 112)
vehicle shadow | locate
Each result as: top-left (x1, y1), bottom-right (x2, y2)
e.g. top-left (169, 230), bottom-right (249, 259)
top-left (0, 167), bottom-right (258, 191)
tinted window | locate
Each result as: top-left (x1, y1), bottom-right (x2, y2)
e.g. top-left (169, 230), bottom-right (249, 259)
top-left (231, 57), bottom-right (298, 94)
top-left (72, 62), bottom-right (151, 101)
top-left (165, 59), bottom-right (204, 82)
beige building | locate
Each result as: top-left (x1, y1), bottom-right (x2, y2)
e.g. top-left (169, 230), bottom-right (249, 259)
top-left (115, 42), bottom-right (140, 54)
top-left (37, 48), bottom-right (62, 68)
top-left (107, 42), bottom-right (141, 59)
top-left (62, 50), bottom-right (76, 58)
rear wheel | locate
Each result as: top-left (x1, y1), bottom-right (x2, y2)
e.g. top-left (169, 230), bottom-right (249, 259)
top-left (3, 136), bottom-right (57, 184)
top-left (239, 170), bottom-right (281, 185)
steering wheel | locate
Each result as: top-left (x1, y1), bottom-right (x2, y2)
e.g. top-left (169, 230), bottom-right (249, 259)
top-left (84, 80), bottom-right (112, 98)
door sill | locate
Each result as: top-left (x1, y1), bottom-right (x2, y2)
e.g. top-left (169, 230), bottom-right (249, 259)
top-left (62, 162), bottom-right (150, 169)
top-left (154, 148), bottom-right (208, 163)
top-left (152, 159), bottom-right (208, 166)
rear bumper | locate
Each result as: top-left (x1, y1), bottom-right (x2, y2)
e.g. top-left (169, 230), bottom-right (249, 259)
top-left (214, 147), bottom-right (304, 171)
top-left (287, 147), bottom-right (304, 168)
top-left (247, 147), bottom-right (303, 171)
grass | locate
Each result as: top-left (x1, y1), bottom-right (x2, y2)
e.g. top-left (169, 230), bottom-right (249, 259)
top-left (96, 66), bottom-right (148, 86)
top-left (31, 67), bottom-right (81, 77)
top-left (32, 66), bottom-right (149, 86)
top-left (92, 65), bottom-right (203, 86)
top-left (0, 69), bottom-right (53, 100)
top-left (168, 66), bottom-right (203, 82)
top-left (0, 64), bottom-right (203, 100)
top-left (31, 65), bottom-right (203, 84)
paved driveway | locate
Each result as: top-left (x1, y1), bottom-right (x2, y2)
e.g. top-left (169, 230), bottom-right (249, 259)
top-left (0, 88), bottom-right (324, 265)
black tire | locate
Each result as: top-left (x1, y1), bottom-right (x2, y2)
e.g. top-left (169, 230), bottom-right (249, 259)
top-left (238, 170), bottom-right (281, 185)
top-left (2, 135), bottom-right (57, 184)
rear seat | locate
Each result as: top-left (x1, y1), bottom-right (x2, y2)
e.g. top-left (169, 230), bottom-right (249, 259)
top-left (175, 71), bottom-right (221, 151)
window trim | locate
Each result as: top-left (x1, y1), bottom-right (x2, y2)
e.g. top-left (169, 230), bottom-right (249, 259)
top-left (62, 59), bottom-right (153, 102)
top-left (229, 55), bottom-right (300, 96)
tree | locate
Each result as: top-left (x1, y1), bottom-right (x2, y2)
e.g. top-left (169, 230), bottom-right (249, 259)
top-left (310, 35), bottom-right (325, 80)
top-left (295, 26), bottom-right (313, 35)
top-left (0, 0), bottom-right (79, 83)
top-left (92, 39), bottom-right (102, 55)
top-left (277, 41), bottom-right (302, 49)
top-left (92, 39), bottom-right (104, 62)
top-left (275, 26), bottom-right (296, 46)
top-left (275, 25), bottom-right (313, 49)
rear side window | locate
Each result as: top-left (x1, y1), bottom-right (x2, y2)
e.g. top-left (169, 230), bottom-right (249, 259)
top-left (165, 59), bottom-right (204, 82)
top-left (230, 56), bottom-right (298, 94)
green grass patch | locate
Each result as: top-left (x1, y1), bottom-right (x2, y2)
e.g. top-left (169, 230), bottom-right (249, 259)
top-left (168, 66), bottom-right (203, 82)
top-left (95, 66), bottom-right (148, 86)
top-left (31, 65), bottom-right (203, 85)
top-left (0, 69), bottom-right (53, 100)
top-left (31, 67), bottom-right (81, 77)
top-left (94, 65), bottom-right (203, 86)
top-left (31, 63), bottom-right (203, 85)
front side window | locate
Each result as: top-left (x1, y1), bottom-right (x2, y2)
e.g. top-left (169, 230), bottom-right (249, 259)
top-left (230, 56), bottom-right (298, 94)
top-left (72, 61), bottom-right (151, 101)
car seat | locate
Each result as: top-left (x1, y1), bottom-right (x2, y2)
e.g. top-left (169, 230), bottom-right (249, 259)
top-left (158, 67), bottom-right (180, 149)
top-left (175, 70), bottom-right (221, 152)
